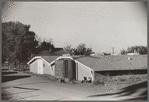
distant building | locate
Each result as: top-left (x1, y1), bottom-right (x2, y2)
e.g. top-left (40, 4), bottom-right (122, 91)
top-left (101, 52), bottom-right (111, 56)
top-left (127, 49), bottom-right (139, 55)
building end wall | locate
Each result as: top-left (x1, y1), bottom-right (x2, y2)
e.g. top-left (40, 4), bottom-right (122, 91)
top-left (76, 61), bottom-right (94, 82)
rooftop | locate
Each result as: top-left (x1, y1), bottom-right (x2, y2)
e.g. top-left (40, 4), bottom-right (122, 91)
top-left (74, 55), bottom-right (147, 71)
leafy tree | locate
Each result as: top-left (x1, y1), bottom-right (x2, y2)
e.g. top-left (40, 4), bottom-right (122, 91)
top-left (23, 31), bottom-right (38, 60)
top-left (2, 21), bottom-right (38, 66)
top-left (75, 43), bottom-right (86, 55)
top-left (38, 39), bottom-right (55, 52)
top-left (63, 43), bottom-right (93, 55)
top-left (127, 45), bottom-right (147, 54)
top-left (75, 43), bottom-right (93, 55)
top-left (63, 44), bottom-right (73, 54)
top-left (137, 46), bottom-right (147, 54)
top-left (120, 45), bottom-right (147, 55)
top-left (120, 49), bottom-right (127, 55)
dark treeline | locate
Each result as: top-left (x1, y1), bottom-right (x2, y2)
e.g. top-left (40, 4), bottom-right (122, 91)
top-left (2, 21), bottom-right (93, 68)
top-left (63, 43), bottom-right (93, 55)
top-left (120, 45), bottom-right (147, 55)
top-left (2, 21), bottom-right (54, 67)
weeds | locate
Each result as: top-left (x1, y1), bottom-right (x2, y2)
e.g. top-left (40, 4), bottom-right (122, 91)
top-left (2, 90), bottom-right (12, 100)
top-left (93, 73), bottom-right (110, 85)
top-left (94, 73), bottom-right (147, 85)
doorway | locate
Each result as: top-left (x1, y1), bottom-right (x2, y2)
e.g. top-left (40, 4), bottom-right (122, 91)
top-left (64, 60), bottom-right (69, 78)
top-left (38, 59), bottom-right (43, 74)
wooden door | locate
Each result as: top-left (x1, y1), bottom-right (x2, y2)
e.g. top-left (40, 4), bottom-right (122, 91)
top-left (64, 60), bottom-right (69, 78)
top-left (55, 60), bottom-right (64, 78)
top-left (38, 59), bottom-right (43, 74)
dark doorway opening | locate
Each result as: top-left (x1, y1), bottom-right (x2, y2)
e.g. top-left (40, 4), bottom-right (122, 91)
top-left (64, 60), bottom-right (69, 78)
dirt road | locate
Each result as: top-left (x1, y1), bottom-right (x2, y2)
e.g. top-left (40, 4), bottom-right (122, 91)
top-left (2, 71), bottom-right (147, 101)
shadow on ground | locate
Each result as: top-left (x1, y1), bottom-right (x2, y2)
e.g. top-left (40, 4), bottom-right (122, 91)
top-left (2, 68), bottom-right (10, 71)
top-left (88, 81), bottom-right (147, 100)
top-left (2, 75), bottom-right (31, 83)
top-left (2, 71), bottom-right (18, 75)
top-left (13, 86), bottom-right (40, 90)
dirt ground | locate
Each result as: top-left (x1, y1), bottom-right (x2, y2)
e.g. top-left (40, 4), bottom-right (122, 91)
top-left (2, 70), bottom-right (147, 101)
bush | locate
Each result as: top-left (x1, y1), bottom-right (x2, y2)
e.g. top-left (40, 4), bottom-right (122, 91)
top-left (94, 73), bottom-right (147, 85)
top-left (93, 73), bottom-right (110, 85)
top-left (113, 74), bottom-right (147, 84)
top-left (93, 80), bottom-right (105, 85)
top-left (2, 90), bottom-right (13, 100)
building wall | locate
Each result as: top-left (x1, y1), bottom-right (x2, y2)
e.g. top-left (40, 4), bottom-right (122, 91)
top-left (75, 61), bottom-right (94, 82)
top-left (55, 60), bottom-right (64, 78)
top-left (51, 65), bottom-right (55, 76)
top-left (30, 60), bottom-right (38, 74)
top-left (38, 59), bottom-right (43, 74)
top-left (43, 61), bottom-right (55, 75)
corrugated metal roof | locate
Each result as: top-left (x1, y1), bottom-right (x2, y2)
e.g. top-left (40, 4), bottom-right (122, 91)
top-left (37, 55), bottom-right (147, 71)
top-left (75, 55), bottom-right (147, 71)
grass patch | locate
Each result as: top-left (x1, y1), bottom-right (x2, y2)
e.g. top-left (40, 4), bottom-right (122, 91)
top-left (94, 73), bottom-right (147, 85)
top-left (26, 72), bottom-right (58, 81)
top-left (93, 73), bottom-right (111, 85)
top-left (2, 90), bottom-right (13, 100)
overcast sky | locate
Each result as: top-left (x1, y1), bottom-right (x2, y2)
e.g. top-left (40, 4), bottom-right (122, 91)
top-left (2, 1), bottom-right (147, 54)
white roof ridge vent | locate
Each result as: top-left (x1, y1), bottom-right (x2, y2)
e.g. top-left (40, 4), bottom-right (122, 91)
top-left (62, 54), bottom-right (70, 56)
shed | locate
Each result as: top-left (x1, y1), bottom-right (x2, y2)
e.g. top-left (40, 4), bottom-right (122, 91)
top-left (27, 56), bottom-right (59, 75)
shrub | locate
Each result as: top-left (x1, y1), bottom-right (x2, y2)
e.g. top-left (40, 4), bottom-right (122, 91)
top-left (94, 73), bottom-right (147, 85)
top-left (2, 90), bottom-right (13, 100)
top-left (93, 73), bottom-right (110, 85)
top-left (93, 80), bottom-right (105, 85)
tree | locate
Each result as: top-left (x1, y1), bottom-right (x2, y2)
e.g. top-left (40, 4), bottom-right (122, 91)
top-left (75, 43), bottom-right (93, 55)
top-left (2, 21), bottom-right (38, 66)
top-left (120, 49), bottom-right (127, 55)
top-left (63, 43), bottom-right (93, 55)
top-left (75, 43), bottom-right (86, 55)
top-left (127, 45), bottom-right (147, 54)
top-left (120, 45), bottom-right (147, 55)
top-left (23, 31), bottom-right (38, 60)
top-left (38, 39), bottom-right (55, 52)
top-left (138, 46), bottom-right (147, 54)
top-left (63, 44), bottom-right (72, 54)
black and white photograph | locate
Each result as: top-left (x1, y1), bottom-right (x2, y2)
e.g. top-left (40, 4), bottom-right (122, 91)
top-left (1, 1), bottom-right (147, 101)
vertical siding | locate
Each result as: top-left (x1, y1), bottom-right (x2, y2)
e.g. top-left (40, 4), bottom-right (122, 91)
top-left (30, 60), bottom-right (38, 74)
top-left (76, 62), bottom-right (94, 82)
top-left (55, 60), bottom-right (64, 78)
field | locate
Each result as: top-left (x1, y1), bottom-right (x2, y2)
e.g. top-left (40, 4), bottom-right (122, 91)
top-left (94, 73), bottom-right (147, 85)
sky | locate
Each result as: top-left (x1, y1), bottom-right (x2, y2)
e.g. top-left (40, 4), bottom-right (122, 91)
top-left (2, 1), bottom-right (147, 54)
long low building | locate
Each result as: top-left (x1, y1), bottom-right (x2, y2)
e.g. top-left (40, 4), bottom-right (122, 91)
top-left (27, 55), bottom-right (147, 82)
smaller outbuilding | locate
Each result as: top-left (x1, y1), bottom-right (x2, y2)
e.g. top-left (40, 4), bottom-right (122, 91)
top-left (27, 56), bottom-right (59, 75)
